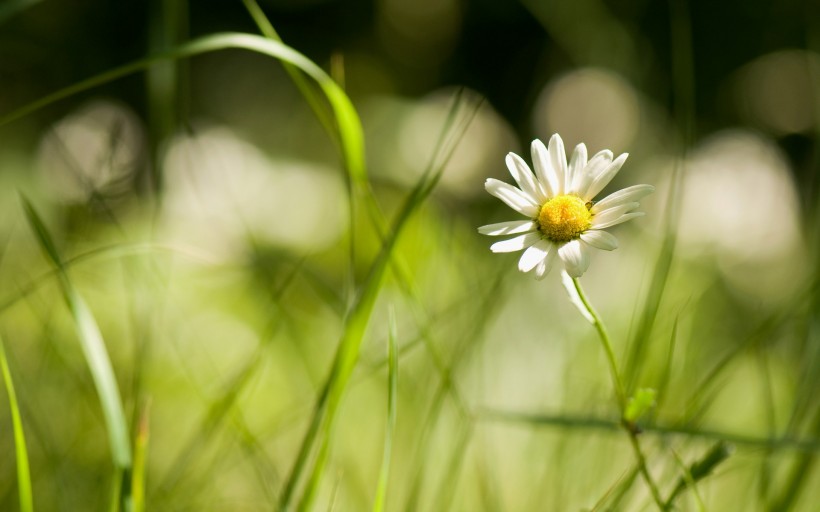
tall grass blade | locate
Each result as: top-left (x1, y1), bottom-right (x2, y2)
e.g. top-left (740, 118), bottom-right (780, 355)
top-left (372, 307), bottom-right (398, 512)
top-left (0, 335), bottom-right (34, 512)
top-left (286, 91), bottom-right (477, 511)
top-left (625, 0), bottom-right (694, 390)
top-left (21, 197), bottom-right (132, 472)
top-left (146, 0), bottom-right (188, 192)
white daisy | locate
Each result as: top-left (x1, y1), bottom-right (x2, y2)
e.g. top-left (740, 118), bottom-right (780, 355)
top-left (479, 134), bottom-right (654, 279)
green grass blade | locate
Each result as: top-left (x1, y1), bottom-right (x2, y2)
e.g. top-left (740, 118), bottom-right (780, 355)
top-left (0, 335), bottom-right (34, 512)
top-left (241, 0), bottom-right (337, 144)
top-left (21, 197), bottom-right (132, 470)
top-left (289, 92), bottom-right (478, 512)
top-left (0, 33), bottom-right (367, 189)
top-left (372, 307), bottom-right (398, 512)
top-left (68, 291), bottom-right (133, 468)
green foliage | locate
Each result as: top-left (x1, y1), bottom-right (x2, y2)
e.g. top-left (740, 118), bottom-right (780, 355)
top-left (0, 2), bottom-right (819, 511)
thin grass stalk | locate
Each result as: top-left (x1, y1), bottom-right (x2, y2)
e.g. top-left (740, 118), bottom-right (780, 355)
top-left (625, 0), bottom-right (694, 389)
top-left (372, 307), bottom-right (398, 512)
top-left (146, 0), bottom-right (187, 193)
top-left (570, 277), bottom-right (666, 511)
top-left (241, 0), bottom-right (337, 145)
top-left (0, 335), bottom-right (34, 512)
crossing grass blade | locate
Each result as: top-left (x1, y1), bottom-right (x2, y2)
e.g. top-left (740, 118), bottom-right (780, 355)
top-left (284, 91), bottom-right (477, 512)
top-left (20, 197), bottom-right (133, 472)
top-left (241, 0), bottom-right (337, 145)
top-left (0, 334), bottom-right (34, 512)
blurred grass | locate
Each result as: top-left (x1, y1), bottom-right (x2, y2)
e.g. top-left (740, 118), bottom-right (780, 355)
top-left (0, 334), bottom-right (34, 512)
top-left (0, 1), bottom-right (819, 511)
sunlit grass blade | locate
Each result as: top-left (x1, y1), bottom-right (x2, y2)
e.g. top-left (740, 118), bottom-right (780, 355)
top-left (282, 142), bottom-right (438, 511)
top-left (21, 197), bottom-right (132, 473)
top-left (0, 334), bottom-right (34, 512)
top-left (0, 33), bottom-right (366, 190)
top-left (372, 307), bottom-right (398, 512)
top-left (284, 91), bottom-right (479, 511)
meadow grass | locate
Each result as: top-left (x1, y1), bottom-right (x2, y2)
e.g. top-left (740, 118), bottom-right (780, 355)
top-left (1, 3), bottom-right (819, 512)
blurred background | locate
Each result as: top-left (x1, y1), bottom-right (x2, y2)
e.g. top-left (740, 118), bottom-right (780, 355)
top-left (0, 0), bottom-right (819, 510)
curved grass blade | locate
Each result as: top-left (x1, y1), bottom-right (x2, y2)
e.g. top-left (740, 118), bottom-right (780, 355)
top-left (372, 307), bottom-right (398, 512)
top-left (0, 33), bottom-right (366, 191)
top-left (0, 335), bottom-right (34, 512)
top-left (21, 197), bottom-right (132, 471)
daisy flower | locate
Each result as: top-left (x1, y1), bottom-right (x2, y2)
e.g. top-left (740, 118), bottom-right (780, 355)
top-left (479, 134), bottom-right (653, 279)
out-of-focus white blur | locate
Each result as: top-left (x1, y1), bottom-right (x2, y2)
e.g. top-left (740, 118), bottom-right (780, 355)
top-left (676, 130), bottom-right (807, 302)
top-left (532, 67), bottom-right (640, 153)
top-left (161, 125), bottom-right (347, 260)
top-left (37, 100), bottom-right (145, 202)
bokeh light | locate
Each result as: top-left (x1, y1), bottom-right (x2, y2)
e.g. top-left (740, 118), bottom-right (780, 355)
top-left (532, 67), bottom-right (640, 153)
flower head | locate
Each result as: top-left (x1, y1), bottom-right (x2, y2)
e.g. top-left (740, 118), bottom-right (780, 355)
top-left (479, 134), bottom-right (653, 279)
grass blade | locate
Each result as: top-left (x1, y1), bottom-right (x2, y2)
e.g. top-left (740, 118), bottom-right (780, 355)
top-left (21, 197), bottom-right (132, 472)
top-left (0, 335), bottom-right (34, 512)
top-left (288, 91), bottom-right (478, 511)
top-left (372, 307), bottom-right (398, 512)
top-left (241, 0), bottom-right (337, 145)
top-left (0, 33), bottom-right (367, 190)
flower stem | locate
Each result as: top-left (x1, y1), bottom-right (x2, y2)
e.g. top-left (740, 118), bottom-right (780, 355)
top-left (571, 277), bottom-right (667, 511)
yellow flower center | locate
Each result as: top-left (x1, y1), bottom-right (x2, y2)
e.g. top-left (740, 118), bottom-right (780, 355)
top-left (537, 195), bottom-right (592, 242)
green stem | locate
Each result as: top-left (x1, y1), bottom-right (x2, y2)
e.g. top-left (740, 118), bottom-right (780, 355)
top-left (571, 278), bottom-right (626, 409)
top-left (571, 277), bottom-right (667, 511)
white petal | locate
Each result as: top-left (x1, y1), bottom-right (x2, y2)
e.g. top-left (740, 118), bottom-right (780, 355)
top-left (506, 152), bottom-right (547, 203)
top-left (558, 239), bottom-right (591, 278)
top-left (580, 230), bottom-right (619, 251)
top-left (485, 179), bottom-right (540, 218)
top-left (535, 246), bottom-right (557, 280)
top-left (478, 220), bottom-right (537, 236)
top-left (584, 153), bottom-right (629, 200)
top-left (592, 203), bottom-right (639, 227)
top-left (591, 184), bottom-right (655, 214)
top-left (560, 271), bottom-right (595, 323)
top-left (566, 143), bottom-right (588, 194)
top-left (518, 239), bottom-right (551, 272)
top-left (490, 232), bottom-right (542, 253)
top-left (592, 211), bottom-right (645, 230)
top-left (571, 151), bottom-right (611, 197)
top-left (531, 139), bottom-right (558, 197)
top-left (548, 134), bottom-right (568, 195)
